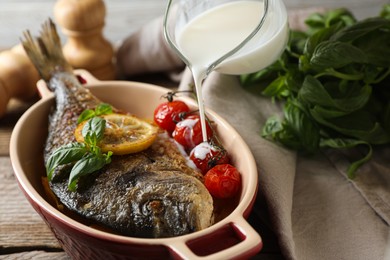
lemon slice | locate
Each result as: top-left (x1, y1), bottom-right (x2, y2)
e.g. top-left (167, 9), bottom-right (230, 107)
top-left (75, 113), bottom-right (158, 155)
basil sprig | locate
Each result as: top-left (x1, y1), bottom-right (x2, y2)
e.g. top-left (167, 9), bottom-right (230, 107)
top-left (77, 103), bottom-right (113, 124)
top-left (46, 104), bottom-right (113, 191)
top-left (240, 5), bottom-right (390, 177)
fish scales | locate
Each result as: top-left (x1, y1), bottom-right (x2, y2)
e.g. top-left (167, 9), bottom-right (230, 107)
top-left (22, 19), bottom-right (213, 238)
top-left (45, 74), bottom-right (101, 159)
top-left (51, 135), bottom-right (212, 237)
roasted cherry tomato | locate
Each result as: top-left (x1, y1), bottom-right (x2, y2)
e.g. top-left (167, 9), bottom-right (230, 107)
top-left (153, 100), bottom-right (190, 133)
top-left (189, 142), bottom-right (230, 175)
top-left (204, 164), bottom-right (241, 199)
top-left (172, 114), bottom-right (212, 151)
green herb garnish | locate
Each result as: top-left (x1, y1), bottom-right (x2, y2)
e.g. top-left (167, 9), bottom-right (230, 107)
top-left (46, 105), bottom-right (113, 191)
top-left (77, 103), bottom-right (113, 124)
top-left (240, 5), bottom-right (390, 177)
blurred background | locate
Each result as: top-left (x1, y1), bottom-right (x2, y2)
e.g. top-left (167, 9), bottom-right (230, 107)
top-left (0, 0), bottom-right (388, 49)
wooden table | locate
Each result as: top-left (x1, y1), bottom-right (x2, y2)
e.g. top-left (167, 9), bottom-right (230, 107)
top-left (0, 1), bottom-right (387, 259)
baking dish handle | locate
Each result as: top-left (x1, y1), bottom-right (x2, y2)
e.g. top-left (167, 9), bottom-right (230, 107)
top-left (73, 69), bottom-right (101, 84)
top-left (36, 79), bottom-right (54, 100)
top-left (168, 216), bottom-right (262, 260)
top-left (36, 69), bottom-right (100, 100)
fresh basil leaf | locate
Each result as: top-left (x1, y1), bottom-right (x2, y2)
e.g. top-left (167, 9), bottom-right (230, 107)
top-left (77, 104), bottom-right (112, 124)
top-left (310, 41), bottom-right (367, 70)
top-left (82, 117), bottom-right (106, 143)
top-left (240, 68), bottom-right (274, 87)
top-left (325, 9), bottom-right (356, 28)
top-left (240, 69), bottom-right (277, 95)
top-left (46, 142), bottom-right (87, 181)
top-left (105, 151), bottom-right (113, 162)
top-left (240, 58), bottom-right (284, 88)
top-left (311, 108), bottom-right (390, 144)
top-left (285, 69), bottom-right (304, 94)
top-left (262, 116), bottom-right (283, 138)
top-left (352, 26), bottom-right (390, 67)
top-left (305, 8), bottom-right (355, 35)
top-left (84, 132), bottom-right (98, 147)
top-left (331, 17), bottom-right (390, 42)
top-left (287, 30), bottom-right (307, 55)
top-left (298, 76), bottom-right (371, 112)
top-left (262, 116), bottom-right (304, 150)
top-left (283, 100), bottom-right (320, 153)
top-left (262, 75), bottom-right (289, 98)
top-left (380, 4), bottom-right (390, 19)
top-left (320, 137), bottom-right (366, 149)
top-left (346, 147), bottom-right (372, 178)
top-left (95, 103), bottom-right (113, 116)
top-left (77, 109), bottom-right (95, 124)
top-left (305, 12), bottom-right (326, 29)
top-left (298, 55), bottom-right (311, 72)
top-left (262, 100), bottom-right (320, 153)
top-left (298, 76), bottom-right (333, 106)
top-left (309, 105), bottom-right (349, 119)
top-left (332, 82), bottom-right (371, 111)
top-left (68, 153), bottom-right (108, 191)
top-left (304, 22), bottom-right (345, 58)
top-left (362, 66), bottom-right (387, 84)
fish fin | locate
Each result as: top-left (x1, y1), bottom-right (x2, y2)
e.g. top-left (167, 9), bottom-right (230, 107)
top-left (21, 18), bottom-right (73, 81)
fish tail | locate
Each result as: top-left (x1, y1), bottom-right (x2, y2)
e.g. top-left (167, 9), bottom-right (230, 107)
top-left (21, 18), bottom-right (73, 81)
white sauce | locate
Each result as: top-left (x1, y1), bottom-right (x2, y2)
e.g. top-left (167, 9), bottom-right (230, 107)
top-left (191, 142), bottom-right (213, 160)
top-left (176, 0), bottom-right (288, 142)
top-left (175, 117), bottom-right (199, 148)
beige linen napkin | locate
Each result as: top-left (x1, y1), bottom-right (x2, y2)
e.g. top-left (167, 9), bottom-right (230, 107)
top-left (116, 8), bottom-right (390, 260)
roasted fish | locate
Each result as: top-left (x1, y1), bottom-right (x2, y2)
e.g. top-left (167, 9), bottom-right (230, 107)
top-left (22, 19), bottom-right (213, 238)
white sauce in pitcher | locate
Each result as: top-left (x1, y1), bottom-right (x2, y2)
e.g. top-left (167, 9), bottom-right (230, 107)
top-left (176, 0), bottom-right (288, 141)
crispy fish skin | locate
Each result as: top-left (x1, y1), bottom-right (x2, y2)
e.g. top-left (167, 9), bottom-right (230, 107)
top-left (45, 74), bottom-right (101, 159)
top-left (51, 133), bottom-right (213, 237)
top-left (22, 19), bottom-right (213, 238)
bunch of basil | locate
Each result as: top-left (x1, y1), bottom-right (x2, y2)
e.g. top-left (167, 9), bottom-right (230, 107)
top-left (240, 5), bottom-right (390, 177)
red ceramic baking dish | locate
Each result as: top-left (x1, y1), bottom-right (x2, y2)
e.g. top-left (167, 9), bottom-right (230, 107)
top-left (10, 70), bottom-right (262, 259)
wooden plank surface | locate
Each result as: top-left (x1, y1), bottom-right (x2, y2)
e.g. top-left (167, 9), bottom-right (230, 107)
top-left (0, 156), bottom-right (66, 257)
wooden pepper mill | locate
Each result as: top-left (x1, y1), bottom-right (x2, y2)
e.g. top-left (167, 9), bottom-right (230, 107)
top-left (54, 0), bottom-right (116, 80)
top-left (0, 45), bottom-right (40, 117)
